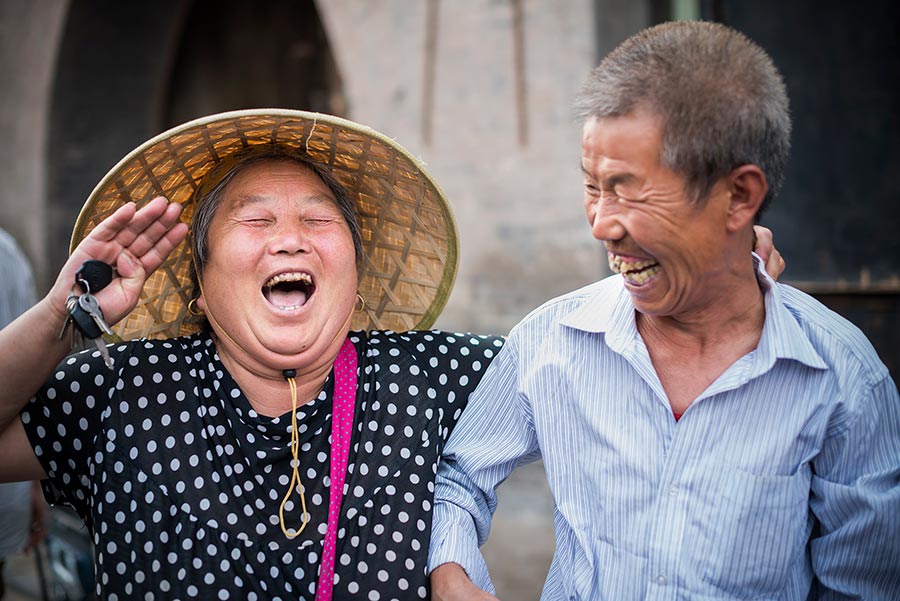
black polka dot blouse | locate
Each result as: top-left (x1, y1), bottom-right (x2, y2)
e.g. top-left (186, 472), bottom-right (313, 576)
top-left (20, 329), bottom-right (504, 600)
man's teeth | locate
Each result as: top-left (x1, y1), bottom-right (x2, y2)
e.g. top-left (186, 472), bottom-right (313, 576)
top-left (622, 264), bottom-right (661, 285)
top-left (607, 254), bottom-right (661, 285)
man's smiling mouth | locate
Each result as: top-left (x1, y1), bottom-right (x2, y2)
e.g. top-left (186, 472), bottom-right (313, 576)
top-left (607, 253), bottom-right (661, 285)
top-left (263, 272), bottom-right (315, 310)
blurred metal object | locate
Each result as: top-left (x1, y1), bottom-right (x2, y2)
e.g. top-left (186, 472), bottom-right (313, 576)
top-left (33, 508), bottom-right (94, 601)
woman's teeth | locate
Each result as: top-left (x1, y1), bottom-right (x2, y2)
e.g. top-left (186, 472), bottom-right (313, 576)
top-left (264, 273), bottom-right (312, 288)
top-left (263, 273), bottom-right (313, 309)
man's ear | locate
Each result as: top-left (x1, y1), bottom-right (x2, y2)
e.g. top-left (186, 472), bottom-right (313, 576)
top-left (725, 164), bottom-right (767, 232)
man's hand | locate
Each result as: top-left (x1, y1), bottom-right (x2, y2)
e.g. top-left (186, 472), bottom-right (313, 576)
top-left (431, 563), bottom-right (499, 601)
top-left (752, 225), bottom-right (785, 281)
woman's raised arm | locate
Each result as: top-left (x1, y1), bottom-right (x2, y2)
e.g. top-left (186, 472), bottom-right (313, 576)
top-left (0, 197), bottom-right (187, 479)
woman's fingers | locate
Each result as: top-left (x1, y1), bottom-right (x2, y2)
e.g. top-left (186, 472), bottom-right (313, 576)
top-left (56, 198), bottom-right (188, 325)
top-left (753, 225), bottom-right (786, 280)
top-left (73, 198), bottom-right (184, 266)
top-left (752, 225), bottom-right (774, 261)
top-left (114, 218), bottom-right (189, 283)
top-left (752, 225), bottom-right (786, 281)
top-left (765, 247), bottom-right (786, 281)
top-left (117, 199), bottom-right (185, 259)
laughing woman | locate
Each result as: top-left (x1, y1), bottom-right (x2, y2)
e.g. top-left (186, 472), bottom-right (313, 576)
top-left (0, 110), bottom-right (503, 600)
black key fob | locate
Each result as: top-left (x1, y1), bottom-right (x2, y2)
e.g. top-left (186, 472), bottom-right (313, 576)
top-left (75, 260), bottom-right (114, 294)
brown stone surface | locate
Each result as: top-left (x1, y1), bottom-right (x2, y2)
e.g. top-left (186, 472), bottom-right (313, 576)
top-left (484, 460), bottom-right (555, 600)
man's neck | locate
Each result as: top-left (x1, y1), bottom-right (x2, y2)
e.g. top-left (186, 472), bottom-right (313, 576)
top-left (636, 271), bottom-right (767, 414)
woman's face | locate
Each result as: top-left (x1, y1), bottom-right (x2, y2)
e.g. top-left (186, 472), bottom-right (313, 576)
top-left (197, 159), bottom-right (358, 373)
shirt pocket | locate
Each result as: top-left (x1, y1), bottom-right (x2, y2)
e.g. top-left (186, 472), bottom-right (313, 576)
top-left (696, 464), bottom-right (810, 596)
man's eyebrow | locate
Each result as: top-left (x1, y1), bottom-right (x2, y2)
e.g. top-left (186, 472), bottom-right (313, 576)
top-left (602, 174), bottom-right (633, 189)
top-left (579, 165), bottom-right (633, 189)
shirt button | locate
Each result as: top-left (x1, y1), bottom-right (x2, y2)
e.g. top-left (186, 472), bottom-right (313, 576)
top-left (668, 486), bottom-right (678, 496)
top-left (657, 575), bottom-right (667, 585)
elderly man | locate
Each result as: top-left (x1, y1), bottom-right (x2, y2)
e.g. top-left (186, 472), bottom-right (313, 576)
top-left (429, 21), bottom-right (900, 600)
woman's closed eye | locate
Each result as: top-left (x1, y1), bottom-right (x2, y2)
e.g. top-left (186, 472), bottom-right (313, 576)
top-left (240, 217), bottom-right (274, 227)
top-left (305, 218), bottom-right (337, 226)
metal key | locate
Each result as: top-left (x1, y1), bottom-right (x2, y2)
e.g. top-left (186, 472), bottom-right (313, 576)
top-left (67, 296), bottom-right (101, 339)
top-left (58, 294), bottom-right (78, 341)
top-left (68, 295), bottom-right (114, 369)
top-left (78, 294), bottom-right (115, 338)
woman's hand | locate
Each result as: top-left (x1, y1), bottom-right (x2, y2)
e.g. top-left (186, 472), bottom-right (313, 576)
top-left (752, 225), bottom-right (785, 281)
top-left (48, 197), bottom-right (189, 327)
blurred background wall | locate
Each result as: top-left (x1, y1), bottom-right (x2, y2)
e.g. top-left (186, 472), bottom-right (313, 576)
top-left (1, 1), bottom-right (897, 598)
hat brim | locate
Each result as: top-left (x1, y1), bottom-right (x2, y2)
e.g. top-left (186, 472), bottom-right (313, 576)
top-left (71, 109), bottom-right (458, 339)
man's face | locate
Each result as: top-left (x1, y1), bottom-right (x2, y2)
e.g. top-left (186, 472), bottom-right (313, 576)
top-left (581, 109), bottom-right (734, 319)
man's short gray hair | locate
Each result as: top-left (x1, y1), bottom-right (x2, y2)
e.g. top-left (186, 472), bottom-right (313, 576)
top-left (575, 20), bottom-right (791, 216)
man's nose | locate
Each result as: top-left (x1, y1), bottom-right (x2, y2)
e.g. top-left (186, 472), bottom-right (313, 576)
top-left (589, 197), bottom-right (626, 242)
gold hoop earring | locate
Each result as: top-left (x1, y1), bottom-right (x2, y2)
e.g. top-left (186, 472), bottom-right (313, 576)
top-left (354, 293), bottom-right (366, 313)
top-left (187, 298), bottom-right (205, 316)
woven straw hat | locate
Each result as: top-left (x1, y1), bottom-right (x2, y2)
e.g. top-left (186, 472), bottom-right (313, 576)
top-left (70, 109), bottom-right (458, 340)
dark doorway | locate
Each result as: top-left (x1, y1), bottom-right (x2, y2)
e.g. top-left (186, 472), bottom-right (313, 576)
top-left (708, 0), bottom-right (900, 379)
top-left (163, 0), bottom-right (345, 127)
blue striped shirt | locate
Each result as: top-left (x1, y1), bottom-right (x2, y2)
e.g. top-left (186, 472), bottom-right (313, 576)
top-left (430, 259), bottom-right (900, 600)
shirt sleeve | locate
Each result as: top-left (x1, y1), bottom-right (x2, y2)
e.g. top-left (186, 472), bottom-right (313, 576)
top-left (428, 332), bottom-right (542, 592)
top-left (809, 373), bottom-right (900, 598)
top-left (19, 345), bottom-right (123, 524)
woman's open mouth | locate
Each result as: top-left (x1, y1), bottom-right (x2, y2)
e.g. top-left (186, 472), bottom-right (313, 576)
top-left (262, 272), bottom-right (315, 310)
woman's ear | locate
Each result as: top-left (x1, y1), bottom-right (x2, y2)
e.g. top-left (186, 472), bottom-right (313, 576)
top-left (725, 164), bottom-right (768, 232)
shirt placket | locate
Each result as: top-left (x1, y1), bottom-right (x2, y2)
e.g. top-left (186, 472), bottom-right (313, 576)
top-left (643, 413), bottom-right (690, 601)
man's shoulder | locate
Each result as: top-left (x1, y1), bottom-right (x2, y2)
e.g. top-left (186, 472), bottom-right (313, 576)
top-left (512, 275), bottom-right (621, 334)
top-left (775, 283), bottom-right (890, 383)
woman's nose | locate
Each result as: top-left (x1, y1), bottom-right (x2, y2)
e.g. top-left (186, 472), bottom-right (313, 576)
top-left (269, 222), bottom-right (311, 254)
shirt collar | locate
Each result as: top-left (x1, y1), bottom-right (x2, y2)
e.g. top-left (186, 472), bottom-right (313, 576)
top-left (559, 276), bottom-right (639, 355)
top-left (751, 253), bottom-right (828, 370)
top-left (559, 255), bottom-right (828, 370)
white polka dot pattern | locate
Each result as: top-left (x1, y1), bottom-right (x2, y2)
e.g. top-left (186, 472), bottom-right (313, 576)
top-left (21, 330), bottom-right (504, 599)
